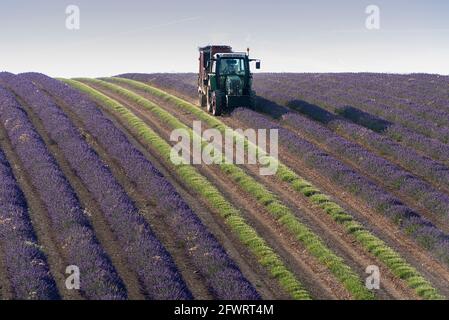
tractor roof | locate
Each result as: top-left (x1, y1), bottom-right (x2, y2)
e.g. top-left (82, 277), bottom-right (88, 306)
top-left (214, 52), bottom-right (247, 59)
top-left (199, 45), bottom-right (232, 52)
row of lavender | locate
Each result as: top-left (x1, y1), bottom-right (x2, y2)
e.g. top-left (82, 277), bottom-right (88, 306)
top-left (265, 73), bottom-right (449, 109)
top-left (300, 77), bottom-right (449, 144)
top-left (23, 72), bottom-right (260, 300)
top-left (117, 73), bottom-right (197, 101)
top-left (0, 72), bottom-right (194, 299)
top-left (253, 75), bottom-right (449, 165)
top-left (0, 144), bottom-right (58, 299)
top-left (252, 75), bottom-right (449, 180)
top-left (231, 107), bottom-right (449, 267)
top-left (315, 73), bottom-right (449, 113)
top-left (253, 98), bottom-right (449, 219)
top-left (258, 73), bottom-right (449, 134)
top-left (0, 81), bottom-right (126, 299)
top-left (332, 74), bottom-right (449, 127)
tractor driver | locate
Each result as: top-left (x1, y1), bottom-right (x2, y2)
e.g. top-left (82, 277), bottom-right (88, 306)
top-left (221, 59), bottom-right (238, 75)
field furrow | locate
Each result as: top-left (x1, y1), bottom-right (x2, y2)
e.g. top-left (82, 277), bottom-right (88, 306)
top-left (232, 108), bottom-right (449, 239)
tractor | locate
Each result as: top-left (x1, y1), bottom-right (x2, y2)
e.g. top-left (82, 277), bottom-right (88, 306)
top-left (198, 45), bottom-right (260, 116)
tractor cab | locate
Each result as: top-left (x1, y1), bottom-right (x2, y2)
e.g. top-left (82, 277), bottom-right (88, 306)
top-left (211, 53), bottom-right (251, 99)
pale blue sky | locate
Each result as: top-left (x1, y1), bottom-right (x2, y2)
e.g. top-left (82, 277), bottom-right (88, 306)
top-left (1, 0), bottom-right (449, 77)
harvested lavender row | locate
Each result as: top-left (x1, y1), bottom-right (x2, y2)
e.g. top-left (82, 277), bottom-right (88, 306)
top-left (118, 73), bottom-right (196, 99)
top-left (231, 107), bottom-right (449, 266)
top-left (254, 99), bottom-right (449, 218)
top-left (2, 73), bottom-right (192, 300)
top-left (23, 72), bottom-right (260, 300)
top-left (112, 74), bottom-right (449, 210)
top-left (0, 145), bottom-right (59, 299)
top-left (0, 82), bottom-right (126, 300)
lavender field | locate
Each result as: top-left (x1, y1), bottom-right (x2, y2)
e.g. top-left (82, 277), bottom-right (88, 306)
top-left (1, 72), bottom-right (449, 300)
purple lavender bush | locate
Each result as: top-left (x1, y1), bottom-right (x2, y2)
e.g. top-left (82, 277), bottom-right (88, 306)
top-left (1, 73), bottom-right (193, 300)
top-left (0, 77), bottom-right (127, 300)
top-left (0, 145), bottom-right (59, 299)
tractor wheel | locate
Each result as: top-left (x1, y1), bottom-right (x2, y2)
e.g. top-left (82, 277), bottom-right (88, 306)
top-left (199, 92), bottom-right (207, 108)
top-left (210, 91), bottom-right (224, 116)
top-left (207, 93), bottom-right (213, 113)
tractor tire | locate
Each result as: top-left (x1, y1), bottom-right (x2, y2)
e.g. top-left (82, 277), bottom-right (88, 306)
top-left (210, 91), bottom-right (224, 116)
top-left (207, 93), bottom-right (213, 113)
top-left (199, 92), bottom-right (207, 108)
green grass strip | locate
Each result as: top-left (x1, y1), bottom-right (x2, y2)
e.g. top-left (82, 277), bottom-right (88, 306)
top-left (62, 78), bottom-right (312, 300)
top-left (78, 78), bottom-right (375, 300)
top-left (103, 76), bottom-right (444, 300)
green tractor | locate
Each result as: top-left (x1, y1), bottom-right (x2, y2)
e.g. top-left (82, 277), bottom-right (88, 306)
top-left (198, 45), bottom-right (261, 116)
